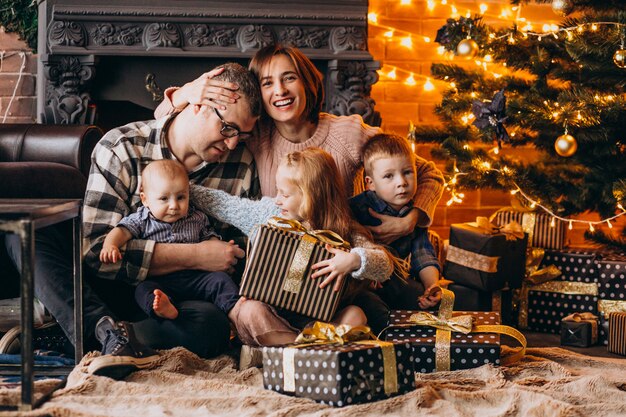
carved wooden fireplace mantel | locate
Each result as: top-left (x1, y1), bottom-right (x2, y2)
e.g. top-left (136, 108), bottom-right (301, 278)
top-left (37, 0), bottom-right (381, 128)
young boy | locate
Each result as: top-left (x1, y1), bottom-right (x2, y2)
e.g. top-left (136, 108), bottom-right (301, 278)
top-left (349, 133), bottom-right (442, 332)
top-left (100, 159), bottom-right (240, 322)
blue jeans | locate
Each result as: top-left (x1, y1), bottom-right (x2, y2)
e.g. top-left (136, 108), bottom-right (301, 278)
top-left (135, 270), bottom-right (240, 318)
top-left (4, 223), bottom-right (230, 357)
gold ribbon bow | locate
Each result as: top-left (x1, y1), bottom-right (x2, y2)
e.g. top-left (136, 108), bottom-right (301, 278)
top-left (499, 221), bottom-right (526, 240)
top-left (476, 216), bottom-right (525, 241)
top-left (267, 217), bottom-right (350, 294)
top-left (524, 247), bottom-right (562, 286)
top-left (408, 312), bottom-right (474, 334)
top-left (268, 217), bottom-right (351, 249)
top-left (387, 286), bottom-right (527, 372)
top-left (295, 321), bottom-right (375, 345)
top-left (517, 248), bottom-right (565, 328)
top-left (283, 322), bottom-right (398, 395)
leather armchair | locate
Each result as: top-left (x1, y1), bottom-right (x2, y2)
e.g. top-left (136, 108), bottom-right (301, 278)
top-left (0, 124), bottom-right (103, 295)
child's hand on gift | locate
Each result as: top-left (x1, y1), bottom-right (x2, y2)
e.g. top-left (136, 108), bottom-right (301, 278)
top-left (100, 245), bottom-right (122, 264)
top-left (311, 245), bottom-right (361, 292)
top-left (418, 284), bottom-right (442, 309)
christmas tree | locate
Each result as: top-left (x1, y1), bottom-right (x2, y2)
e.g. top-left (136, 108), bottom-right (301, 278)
top-left (411, 0), bottom-right (626, 249)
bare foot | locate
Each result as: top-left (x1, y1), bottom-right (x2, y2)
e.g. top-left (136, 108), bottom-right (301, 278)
top-left (152, 289), bottom-right (178, 319)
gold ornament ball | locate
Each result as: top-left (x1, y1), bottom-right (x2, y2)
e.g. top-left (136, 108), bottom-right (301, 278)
top-left (551, 0), bottom-right (573, 16)
top-left (554, 134), bottom-right (578, 157)
top-left (613, 49), bottom-right (626, 69)
top-left (457, 39), bottom-right (479, 59)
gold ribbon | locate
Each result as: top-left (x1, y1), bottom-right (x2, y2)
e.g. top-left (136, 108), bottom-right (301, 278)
top-left (476, 216), bottom-right (525, 241)
top-left (267, 217), bottom-right (350, 294)
top-left (408, 312), bottom-right (473, 334)
top-left (517, 248), bottom-right (562, 328)
top-left (282, 322), bottom-right (398, 395)
top-left (518, 281), bottom-right (598, 328)
top-left (490, 206), bottom-right (537, 244)
top-left (529, 280), bottom-right (598, 296)
top-left (295, 321), bottom-right (375, 344)
top-left (597, 299), bottom-right (626, 319)
top-left (268, 217), bottom-right (351, 249)
top-left (446, 245), bottom-right (500, 273)
top-left (562, 312), bottom-right (599, 344)
top-left (386, 287), bottom-right (527, 371)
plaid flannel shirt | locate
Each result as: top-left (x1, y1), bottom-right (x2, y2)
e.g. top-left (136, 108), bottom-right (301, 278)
top-left (83, 115), bottom-right (260, 283)
top-left (349, 190), bottom-right (441, 276)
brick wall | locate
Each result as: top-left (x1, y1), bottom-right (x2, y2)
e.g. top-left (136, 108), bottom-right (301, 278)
top-left (367, 0), bottom-right (626, 245)
top-left (0, 27), bottom-right (37, 123)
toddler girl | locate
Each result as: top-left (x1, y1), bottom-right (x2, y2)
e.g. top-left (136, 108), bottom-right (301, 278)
top-left (192, 148), bottom-right (394, 346)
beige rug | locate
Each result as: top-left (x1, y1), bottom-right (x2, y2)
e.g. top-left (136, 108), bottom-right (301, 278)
top-left (2, 346), bottom-right (626, 417)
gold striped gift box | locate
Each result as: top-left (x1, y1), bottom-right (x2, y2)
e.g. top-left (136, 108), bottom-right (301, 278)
top-left (608, 312), bottom-right (626, 356)
top-left (491, 209), bottom-right (566, 250)
top-left (240, 223), bottom-right (348, 322)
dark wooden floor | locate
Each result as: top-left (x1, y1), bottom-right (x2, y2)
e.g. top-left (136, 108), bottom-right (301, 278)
top-left (522, 330), bottom-right (623, 359)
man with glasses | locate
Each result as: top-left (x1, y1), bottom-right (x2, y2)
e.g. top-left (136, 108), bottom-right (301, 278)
top-left (5, 63), bottom-right (262, 380)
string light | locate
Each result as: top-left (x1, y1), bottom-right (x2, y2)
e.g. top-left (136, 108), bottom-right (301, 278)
top-left (423, 77), bottom-right (435, 91)
top-left (442, 164), bottom-right (626, 233)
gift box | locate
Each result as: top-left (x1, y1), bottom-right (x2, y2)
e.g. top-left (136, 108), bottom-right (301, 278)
top-left (491, 209), bottom-right (566, 250)
top-left (262, 339), bottom-right (415, 406)
top-left (597, 253), bottom-right (626, 300)
top-left (443, 220), bottom-right (528, 291)
top-left (608, 312), bottom-right (626, 355)
top-left (240, 219), bottom-right (350, 321)
top-left (540, 249), bottom-right (600, 283)
top-left (598, 299), bottom-right (626, 345)
top-left (447, 284), bottom-right (514, 325)
top-left (523, 284), bottom-right (599, 334)
top-left (517, 248), bottom-right (600, 333)
top-left (382, 310), bottom-right (503, 373)
top-left (560, 313), bottom-right (598, 347)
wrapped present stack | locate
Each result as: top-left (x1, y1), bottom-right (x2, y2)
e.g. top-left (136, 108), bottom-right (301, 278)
top-left (597, 252), bottom-right (626, 345)
top-left (442, 217), bottom-right (527, 323)
top-left (518, 248), bottom-right (599, 334)
top-left (443, 218), bottom-right (528, 292)
top-left (240, 217), bottom-right (350, 321)
top-left (380, 287), bottom-right (526, 373)
top-left (262, 322), bottom-right (415, 406)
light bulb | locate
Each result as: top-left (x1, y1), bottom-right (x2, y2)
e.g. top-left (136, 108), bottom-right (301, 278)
top-left (368, 12), bottom-right (378, 23)
top-left (423, 78), bottom-right (435, 91)
top-left (550, 218), bottom-right (556, 228)
top-left (607, 220), bottom-right (613, 229)
top-left (589, 223), bottom-right (595, 232)
top-left (569, 221), bottom-right (573, 230)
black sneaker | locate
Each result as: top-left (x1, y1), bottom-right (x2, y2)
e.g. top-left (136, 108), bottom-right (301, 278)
top-left (87, 316), bottom-right (159, 380)
top-left (0, 321), bottom-right (74, 357)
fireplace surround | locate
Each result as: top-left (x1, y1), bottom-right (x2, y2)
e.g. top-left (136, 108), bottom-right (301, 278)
top-left (37, 0), bottom-right (381, 130)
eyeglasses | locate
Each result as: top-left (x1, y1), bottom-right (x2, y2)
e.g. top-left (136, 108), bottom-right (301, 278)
top-left (213, 108), bottom-right (254, 141)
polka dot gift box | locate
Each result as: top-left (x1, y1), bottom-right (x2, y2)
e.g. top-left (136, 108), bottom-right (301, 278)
top-left (262, 341), bottom-right (415, 406)
top-left (539, 249), bottom-right (600, 284)
top-left (381, 310), bottom-right (503, 373)
top-left (521, 249), bottom-right (601, 334)
top-left (597, 252), bottom-right (626, 345)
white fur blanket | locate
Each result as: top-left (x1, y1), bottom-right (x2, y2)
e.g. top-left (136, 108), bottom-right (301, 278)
top-left (2, 346), bottom-right (626, 417)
